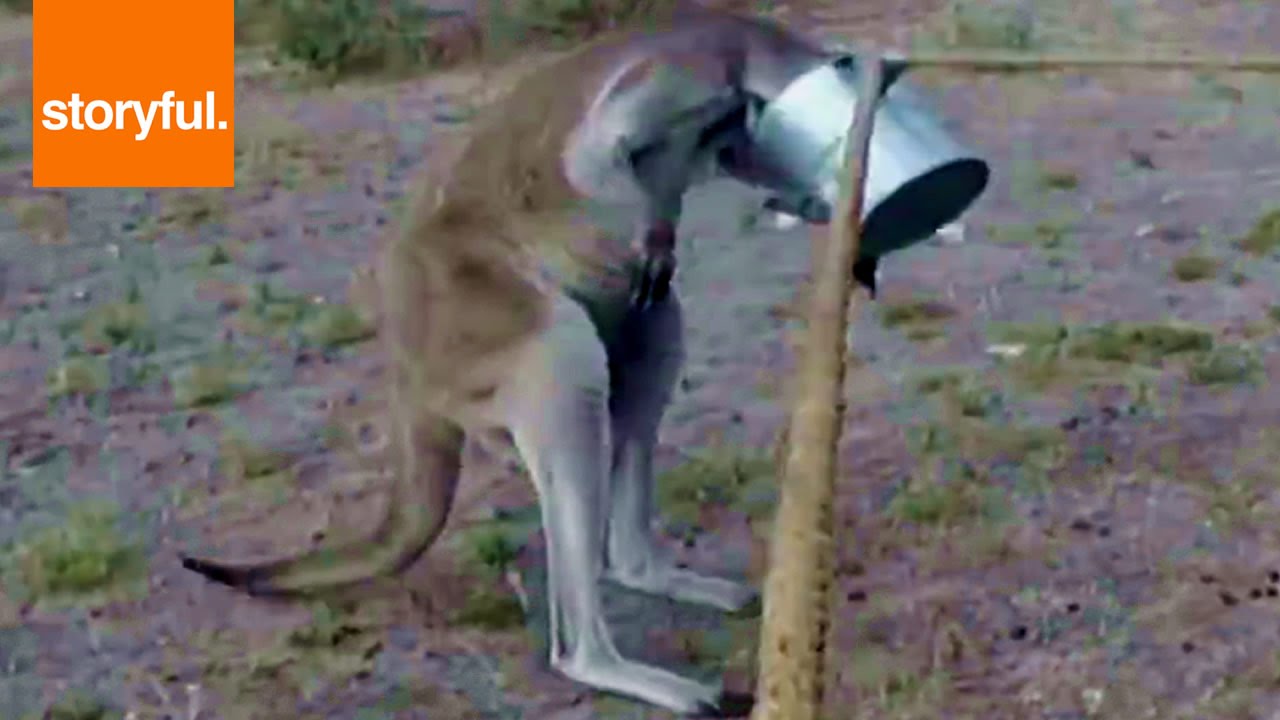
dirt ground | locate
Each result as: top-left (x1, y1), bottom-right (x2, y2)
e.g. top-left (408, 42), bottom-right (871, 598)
top-left (4, 1), bottom-right (1280, 718)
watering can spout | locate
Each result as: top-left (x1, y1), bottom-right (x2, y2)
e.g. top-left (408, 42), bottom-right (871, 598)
top-left (749, 53), bottom-right (990, 259)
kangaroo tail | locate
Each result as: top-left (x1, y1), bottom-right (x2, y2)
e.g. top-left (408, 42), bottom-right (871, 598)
top-left (181, 404), bottom-right (465, 597)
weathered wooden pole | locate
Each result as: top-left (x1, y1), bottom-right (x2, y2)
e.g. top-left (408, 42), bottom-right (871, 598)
top-left (751, 53), bottom-right (885, 720)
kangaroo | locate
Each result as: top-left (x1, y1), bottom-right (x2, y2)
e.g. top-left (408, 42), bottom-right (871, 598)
top-left (181, 6), bottom-right (856, 715)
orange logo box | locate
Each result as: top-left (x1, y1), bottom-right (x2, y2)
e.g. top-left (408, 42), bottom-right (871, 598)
top-left (32, 1), bottom-right (234, 188)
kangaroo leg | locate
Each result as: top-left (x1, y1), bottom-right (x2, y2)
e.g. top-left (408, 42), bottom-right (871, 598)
top-left (502, 294), bottom-right (746, 716)
top-left (180, 367), bottom-right (465, 597)
top-left (601, 293), bottom-right (757, 613)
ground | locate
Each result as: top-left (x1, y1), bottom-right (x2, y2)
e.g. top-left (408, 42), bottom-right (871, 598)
top-left (3, 0), bottom-right (1280, 718)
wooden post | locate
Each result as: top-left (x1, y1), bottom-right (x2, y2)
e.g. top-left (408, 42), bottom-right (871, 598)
top-left (751, 53), bottom-right (885, 720)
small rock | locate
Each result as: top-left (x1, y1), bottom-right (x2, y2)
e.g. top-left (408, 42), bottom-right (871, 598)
top-left (1069, 518), bottom-right (1094, 532)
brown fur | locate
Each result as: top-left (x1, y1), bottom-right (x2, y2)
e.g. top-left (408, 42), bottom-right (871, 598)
top-left (382, 22), bottom-right (677, 399)
top-left (183, 5), bottom-right (790, 596)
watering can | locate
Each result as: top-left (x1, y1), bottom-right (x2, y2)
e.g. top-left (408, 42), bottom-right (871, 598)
top-left (748, 53), bottom-right (991, 260)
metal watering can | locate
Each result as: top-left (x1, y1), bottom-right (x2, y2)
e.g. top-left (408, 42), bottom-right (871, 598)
top-left (749, 54), bottom-right (990, 259)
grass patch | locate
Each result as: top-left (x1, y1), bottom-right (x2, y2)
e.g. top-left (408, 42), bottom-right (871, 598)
top-left (986, 217), bottom-right (1073, 249)
top-left (460, 524), bottom-right (522, 579)
top-left (198, 600), bottom-right (389, 710)
top-left (2, 502), bottom-right (146, 608)
top-left (39, 691), bottom-right (122, 720)
top-left (879, 297), bottom-right (956, 342)
top-left (1068, 323), bottom-right (1215, 363)
top-left (1170, 252), bottom-right (1220, 282)
top-left (254, 0), bottom-right (680, 80)
top-left (170, 360), bottom-right (248, 408)
top-left (846, 645), bottom-right (953, 716)
top-left (218, 434), bottom-right (292, 482)
top-left (888, 464), bottom-right (1011, 531)
top-left (264, 0), bottom-right (458, 79)
top-left (452, 511), bottom-right (533, 631)
top-left (453, 588), bottom-right (526, 630)
top-left (912, 368), bottom-right (1004, 419)
top-left (1236, 208), bottom-right (1280, 256)
top-left (989, 320), bottom-right (1222, 392)
top-left (1187, 344), bottom-right (1262, 386)
top-left (300, 303), bottom-right (377, 348)
top-left (937, 0), bottom-right (1036, 50)
top-left (79, 300), bottom-right (153, 354)
top-left (6, 194), bottom-right (68, 244)
top-left (234, 283), bottom-right (375, 347)
top-left (658, 447), bottom-right (776, 535)
top-left (234, 114), bottom-right (318, 187)
top-left (203, 243), bottom-right (233, 266)
top-left (46, 355), bottom-right (109, 398)
top-left (1038, 166), bottom-right (1079, 191)
top-left (496, 0), bottom-right (676, 43)
top-left (146, 188), bottom-right (229, 235)
top-left (993, 320), bottom-right (1212, 361)
top-left (234, 282), bottom-right (312, 337)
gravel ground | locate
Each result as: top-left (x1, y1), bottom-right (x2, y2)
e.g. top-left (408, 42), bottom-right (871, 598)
top-left (5, 2), bottom-right (1280, 718)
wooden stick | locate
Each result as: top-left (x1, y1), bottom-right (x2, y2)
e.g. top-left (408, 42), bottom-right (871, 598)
top-left (886, 50), bottom-right (1280, 74)
top-left (751, 54), bottom-right (884, 720)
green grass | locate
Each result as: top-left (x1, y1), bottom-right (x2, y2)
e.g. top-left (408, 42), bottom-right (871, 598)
top-left (1187, 344), bottom-right (1262, 386)
top-left (37, 691), bottom-right (122, 720)
top-left (993, 320), bottom-right (1213, 363)
top-left (986, 217), bottom-right (1073, 249)
top-left (1038, 166), bottom-right (1079, 191)
top-left (300, 303), bottom-right (377, 348)
top-left (203, 243), bottom-right (233, 266)
top-left (7, 195), bottom-right (67, 243)
top-left (170, 361), bottom-right (248, 408)
top-left (197, 600), bottom-right (390, 710)
top-left (988, 320), bottom-right (1224, 392)
top-left (453, 588), bottom-right (526, 630)
top-left (46, 355), bottom-right (109, 398)
top-left (879, 297), bottom-right (956, 342)
top-left (234, 283), bottom-right (375, 348)
top-left (79, 300), bottom-right (153, 354)
top-left (912, 368), bottom-right (1003, 419)
top-left (658, 447), bottom-right (777, 535)
top-left (496, 0), bottom-right (676, 42)
top-left (888, 465), bottom-right (1011, 530)
top-left (271, 0), bottom-right (439, 78)
top-left (218, 434), bottom-right (291, 482)
top-left (1068, 322), bottom-right (1214, 364)
top-left (460, 525), bottom-right (522, 578)
top-left (3, 502), bottom-right (146, 607)
top-left (1170, 252), bottom-right (1220, 282)
top-left (1236, 208), bottom-right (1280, 256)
top-left (937, 0), bottom-right (1037, 50)
top-left (846, 645), bottom-right (954, 716)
